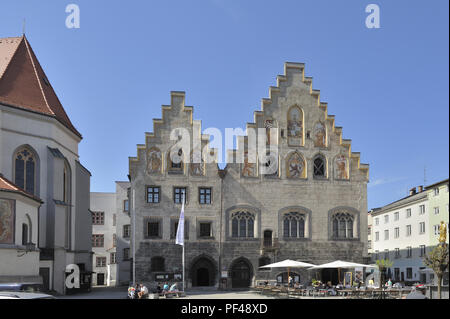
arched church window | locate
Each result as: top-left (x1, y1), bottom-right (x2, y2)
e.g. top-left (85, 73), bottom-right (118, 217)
top-left (231, 211), bottom-right (255, 238)
top-left (283, 212), bottom-right (305, 238)
top-left (22, 214), bottom-right (33, 246)
top-left (22, 223), bottom-right (29, 245)
top-left (331, 212), bottom-right (354, 239)
top-left (14, 147), bottom-right (36, 195)
top-left (313, 155), bottom-right (326, 178)
top-left (63, 161), bottom-right (71, 203)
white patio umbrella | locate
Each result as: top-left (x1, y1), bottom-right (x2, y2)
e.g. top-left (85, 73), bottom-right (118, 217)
top-left (308, 260), bottom-right (377, 285)
top-left (260, 259), bottom-right (315, 292)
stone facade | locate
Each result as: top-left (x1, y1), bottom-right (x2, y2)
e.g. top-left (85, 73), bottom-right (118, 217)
top-left (129, 63), bottom-right (369, 289)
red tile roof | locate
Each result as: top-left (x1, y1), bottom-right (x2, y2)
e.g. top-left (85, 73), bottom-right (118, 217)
top-left (0, 174), bottom-right (43, 203)
top-left (0, 35), bottom-right (82, 138)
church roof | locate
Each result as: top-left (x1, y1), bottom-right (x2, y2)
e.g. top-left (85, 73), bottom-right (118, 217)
top-left (0, 174), bottom-right (43, 203)
top-left (0, 35), bottom-right (82, 138)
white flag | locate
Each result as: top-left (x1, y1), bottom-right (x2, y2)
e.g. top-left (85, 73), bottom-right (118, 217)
top-left (175, 198), bottom-right (185, 246)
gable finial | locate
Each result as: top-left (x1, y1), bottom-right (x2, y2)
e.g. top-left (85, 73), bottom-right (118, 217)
top-left (22, 18), bottom-right (26, 35)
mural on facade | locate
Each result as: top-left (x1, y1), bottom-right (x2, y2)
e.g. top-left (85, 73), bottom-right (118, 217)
top-left (313, 122), bottom-right (326, 148)
top-left (190, 151), bottom-right (204, 176)
top-left (0, 199), bottom-right (14, 244)
top-left (242, 151), bottom-right (257, 177)
top-left (287, 106), bottom-right (303, 146)
top-left (146, 147), bottom-right (162, 174)
top-left (264, 119), bottom-right (275, 145)
top-left (334, 155), bottom-right (349, 180)
top-left (286, 152), bottom-right (306, 179)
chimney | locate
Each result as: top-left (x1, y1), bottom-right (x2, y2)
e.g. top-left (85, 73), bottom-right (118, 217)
top-left (409, 187), bottom-right (417, 196)
top-left (418, 185), bottom-right (423, 193)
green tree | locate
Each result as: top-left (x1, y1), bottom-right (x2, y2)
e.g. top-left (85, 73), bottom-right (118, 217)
top-left (376, 259), bottom-right (393, 288)
top-left (423, 243), bottom-right (449, 299)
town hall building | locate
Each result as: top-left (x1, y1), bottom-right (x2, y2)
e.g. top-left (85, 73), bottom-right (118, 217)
top-left (128, 62), bottom-right (370, 289)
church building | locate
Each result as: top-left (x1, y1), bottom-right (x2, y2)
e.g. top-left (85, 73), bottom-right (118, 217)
top-left (129, 62), bottom-right (369, 288)
top-left (0, 35), bottom-right (92, 294)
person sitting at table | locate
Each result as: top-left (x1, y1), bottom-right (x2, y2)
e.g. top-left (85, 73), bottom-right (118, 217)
top-left (169, 283), bottom-right (178, 292)
top-left (138, 283), bottom-right (148, 299)
top-left (325, 282), bottom-right (336, 295)
top-left (128, 286), bottom-right (136, 299)
top-left (387, 278), bottom-right (393, 289)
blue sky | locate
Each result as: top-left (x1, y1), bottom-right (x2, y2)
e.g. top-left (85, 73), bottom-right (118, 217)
top-left (1, 0), bottom-right (448, 209)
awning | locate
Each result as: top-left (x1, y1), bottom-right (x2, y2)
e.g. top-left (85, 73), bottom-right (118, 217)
top-left (308, 260), bottom-right (377, 270)
top-left (260, 259), bottom-right (315, 269)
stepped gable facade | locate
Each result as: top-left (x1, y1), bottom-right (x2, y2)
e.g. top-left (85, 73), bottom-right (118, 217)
top-left (129, 62), bottom-right (369, 288)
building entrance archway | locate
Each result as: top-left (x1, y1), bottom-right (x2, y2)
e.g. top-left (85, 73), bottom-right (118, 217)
top-left (190, 256), bottom-right (216, 287)
top-left (230, 258), bottom-right (253, 288)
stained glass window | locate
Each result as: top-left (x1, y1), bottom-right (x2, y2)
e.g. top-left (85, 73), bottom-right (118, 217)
top-left (15, 148), bottom-right (36, 194)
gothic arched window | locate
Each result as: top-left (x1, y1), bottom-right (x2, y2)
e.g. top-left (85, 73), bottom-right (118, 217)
top-left (63, 161), bottom-right (71, 203)
top-left (313, 155), bottom-right (326, 178)
top-left (331, 212), bottom-right (354, 239)
top-left (231, 211), bottom-right (255, 238)
top-left (283, 212), bottom-right (305, 238)
top-left (14, 147), bottom-right (36, 195)
top-left (22, 223), bottom-right (29, 245)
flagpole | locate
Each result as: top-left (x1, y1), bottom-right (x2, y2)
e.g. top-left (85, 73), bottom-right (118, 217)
top-left (182, 235), bottom-right (185, 292)
top-left (132, 188), bottom-right (136, 287)
top-left (182, 193), bottom-right (185, 292)
top-left (175, 192), bottom-right (186, 292)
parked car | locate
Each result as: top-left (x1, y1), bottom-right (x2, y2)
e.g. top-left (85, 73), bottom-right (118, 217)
top-left (0, 292), bottom-right (55, 299)
top-left (0, 283), bottom-right (43, 292)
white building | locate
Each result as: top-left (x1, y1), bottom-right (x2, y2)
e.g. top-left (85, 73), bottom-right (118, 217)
top-left (371, 186), bottom-right (432, 284)
top-left (90, 182), bottom-right (131, 286)
top-left (0, 35), bottom-right (92, 294)
top-left (367, 208), bottom-right (380, 256)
